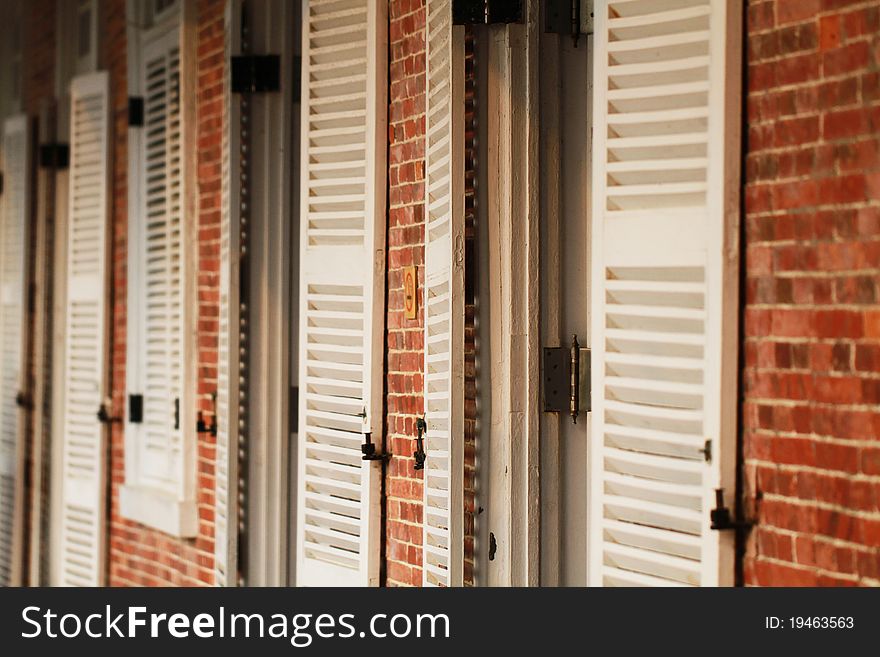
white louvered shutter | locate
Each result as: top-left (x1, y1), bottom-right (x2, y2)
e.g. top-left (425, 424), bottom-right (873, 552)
top-left (295, 0), bottom-right (387, 587)
top-left (422, 0), bottom-right (464, 588)
top-left (137, 28), bottom-right (185, 490)
top-left (214, 1), bottom-right (237, 585)
top-left (589, 0), bottom-right (740, 587)
top-left (58, 72), bottom-right (110, 586)
top-left (0, 115), bottom-right (30, 586)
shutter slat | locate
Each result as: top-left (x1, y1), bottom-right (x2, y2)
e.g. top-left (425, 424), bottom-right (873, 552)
top-left (214, 0), bottom-right (237, 585)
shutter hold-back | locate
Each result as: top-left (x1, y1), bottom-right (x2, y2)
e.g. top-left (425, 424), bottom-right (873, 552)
top-left (413, 416), bottom-right (427, 471)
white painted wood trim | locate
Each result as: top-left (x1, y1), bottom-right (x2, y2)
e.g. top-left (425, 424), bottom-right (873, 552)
top-left (119, 484), bottom-right (199, 537)
top-left (538, 31), bottom-right (563, 588)
top-left (241, 0), bottom-right (295, 587)
top-left (708, 0), bottom-right (742, 587)
top-left (485, 0), bottom-right (542, 587)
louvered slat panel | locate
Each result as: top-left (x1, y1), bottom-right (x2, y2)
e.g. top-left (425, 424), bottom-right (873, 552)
top-left (0, 115), bottom-right (29, 586)
top-left (214, 1), bottom-right (237, 586)
top-left (590, 0), bottom-right (740, 587)
top-left (58, 72), bottom-right (110, 587)
top-left (422, 0), bottom-right (464, 588)
top-left (140, 29), bottom-right (184, 487)
top-left (295, 0), bottom-right (386, 587)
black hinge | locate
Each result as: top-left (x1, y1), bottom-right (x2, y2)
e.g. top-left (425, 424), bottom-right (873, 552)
top-left (0, 171), bottom-right (4, 195)
top-left (128, 97), bottom-right (144, 127)
top-left (128, 394), bottom-right (143, 423)
top-left (453, 0), bottom-right (523, 25)
top-left (290, 385), bottom-right (299, 430)
top-left (39, 143), bottom-right (70, 169)
top-left (293, 55), bottom-right (302, 103)
top-left (231, 54), bottom-right (281, 93)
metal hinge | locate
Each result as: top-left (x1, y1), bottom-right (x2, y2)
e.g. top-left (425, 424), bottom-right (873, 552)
top-left (128, 394), bottom-right (144, 423)
top-left (0, 171), bottom-right (3, 195)
top-left (231, 54), bottom-right (281, 93)
top-left (543, 334), bottom-right (591, 424)
top-left (293, 55), bottom-right (302, 103)
top-left (289, 385), bottom-right (299, 431)
top-left (453, 0), bottom-right (523, 25)
top-left (545, 0), bottom-right (594, 46)
top-left (128, 97), bottom-right (144, 127)
top-left (39, 143), bottom-right (70, 169)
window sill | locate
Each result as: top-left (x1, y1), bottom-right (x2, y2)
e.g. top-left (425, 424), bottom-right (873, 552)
top-left (119, 484), bottom-right (198, 538)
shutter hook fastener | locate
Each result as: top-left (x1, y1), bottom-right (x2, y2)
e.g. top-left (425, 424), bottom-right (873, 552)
top-left (196, 391), bottom-right (218, 436)
top-left (710, 488), bottom-right (754, 531)
top-left (97, 400), bottom-right (122, 424)
top-left (413, 416), bottom-right (427, 471)
top-left (360, 410), bottom-right (391, 462)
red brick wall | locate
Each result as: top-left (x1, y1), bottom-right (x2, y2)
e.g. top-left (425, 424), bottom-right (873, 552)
top-left (106, 0), bottom-right (224, 587)
top-left (744, 0), bottom-right (880, 586)
top-left (385, 0), bottom-right (427, 587)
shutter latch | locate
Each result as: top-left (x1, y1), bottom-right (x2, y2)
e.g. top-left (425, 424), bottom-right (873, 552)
top-left (97, 400), bottom-right (122, 424)
top-left (361, 433), bottom-right (391, 462)
top-left (15, 391), bottom-right (32, 410)
top-left (196, 391), bottom-right (218, 436)
top-left (413, 416), bottom-right (427, 471)
top-left (360, 408), bottom-right (391, 462)
top-left (543, 334), bottom-right (591, 424)
top-left (710, 488), bottom-right (754, 531)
